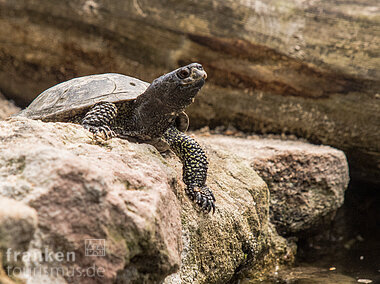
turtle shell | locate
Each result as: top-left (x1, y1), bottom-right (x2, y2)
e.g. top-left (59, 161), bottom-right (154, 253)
top-left (17, 73), bottom-right (150, 120)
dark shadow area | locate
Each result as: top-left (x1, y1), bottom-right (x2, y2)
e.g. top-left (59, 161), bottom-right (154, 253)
top-left (296, 180), bottom-right (380, 282)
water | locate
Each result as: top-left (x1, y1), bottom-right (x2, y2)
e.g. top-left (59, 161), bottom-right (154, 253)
top-left (240, 181), bottom-right (380, 283)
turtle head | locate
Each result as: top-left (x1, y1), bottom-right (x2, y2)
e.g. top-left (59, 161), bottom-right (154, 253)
top-left (148, 63), bottom-right (207, 110)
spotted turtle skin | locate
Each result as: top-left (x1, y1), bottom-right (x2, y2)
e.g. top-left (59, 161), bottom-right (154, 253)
top-left (17, 63), bottom-right (215, 213)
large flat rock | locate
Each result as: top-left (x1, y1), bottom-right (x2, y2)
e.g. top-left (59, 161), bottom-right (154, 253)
top-left (198, 135), bottom-right (349, 236)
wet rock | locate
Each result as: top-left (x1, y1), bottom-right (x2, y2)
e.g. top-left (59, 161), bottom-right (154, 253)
top-left (0, 93), bottom-right (20, 120)
top-left (197, 135), bottom-right (349, 236)
top-left (0, 118), bottom-right (292, 283)
top-left (0, 0), bottom-right (378, 185)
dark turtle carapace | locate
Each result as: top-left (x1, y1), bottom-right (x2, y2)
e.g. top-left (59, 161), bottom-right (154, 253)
top-left (18, 63), bottom-right (215, 213)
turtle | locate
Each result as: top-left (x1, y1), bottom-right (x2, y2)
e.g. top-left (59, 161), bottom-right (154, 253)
top-left (17, 63), bottom-right (215, 213)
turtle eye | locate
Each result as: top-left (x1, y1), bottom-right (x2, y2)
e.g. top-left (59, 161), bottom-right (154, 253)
top-left (177, 68), bottom-right (191, 79)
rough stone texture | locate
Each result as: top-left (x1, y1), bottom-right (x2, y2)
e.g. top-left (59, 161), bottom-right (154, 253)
top-left (0, 118), bottom-right (182, 284)
top-left (0, 93), bottom-right (20, 120)
top-left (0, 0), bottom-right (378, 185)
top-left (197, 135), bottom-right (349, 237)
top-left (164, 141), bottom-right (294, 283)
top-left (0, 197), bottom-right (38, 266)
top-left (0, 118), bottom-right (292, 283)
top-left (0, 197), bottom-right (36, 284)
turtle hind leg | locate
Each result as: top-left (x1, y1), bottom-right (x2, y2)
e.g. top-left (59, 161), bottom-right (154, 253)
top-left (81, 102), bottom-right (118, 140)
top-left (163, 126), bottom-right (215, 213)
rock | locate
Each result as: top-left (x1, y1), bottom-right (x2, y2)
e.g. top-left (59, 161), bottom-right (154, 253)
top-left (0, 197), bottom-right (38, 267)
top-left (0, 197), bottom-right (37, 284)
top-left (0, 118), bottom-right (182, 283)
top-left (197, 135), bottom-right (349, 236)
top-left (0, 93), bottom-right (20, 120)
top-left (0, 0), bottom-right (378, 185)
top-left (164, 141), bottom-right (295, 283)
top-left (0, 118), bottom-right (292, 283)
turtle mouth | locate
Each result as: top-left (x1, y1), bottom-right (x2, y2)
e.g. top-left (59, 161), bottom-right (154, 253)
top-left (178, 78), bottom-right (205, 94)
top-left (163, 79), bottom-right (204, 110)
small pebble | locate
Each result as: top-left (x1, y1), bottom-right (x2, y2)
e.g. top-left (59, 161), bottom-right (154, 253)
top-left (356, 235), bottom-right (365, 241)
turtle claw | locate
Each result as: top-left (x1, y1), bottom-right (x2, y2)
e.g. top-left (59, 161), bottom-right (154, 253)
top-left (85, 125), bottom-right (116, 141)
top-left (211, 202), bottom-right (215, 214)
top-left (196, 192), bottom-right (202, 204)
top-left (187, 185), bottom-right (215, 214)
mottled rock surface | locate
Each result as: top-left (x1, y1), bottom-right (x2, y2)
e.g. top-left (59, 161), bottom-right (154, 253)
top-left (164, 141), bottom-right (294, 283)
top-left (0, 118), bottom-right (182, 284)
top-left (0, 197), bottom-right (37, 284)
top-left (0, 0), bottom-right (378, 185)
top-left (0, 118), bottom-right (292, 283)
top-left (0, 197), bottom-right (38, 265)
top-left (198, 135), bottom-right (349, 236)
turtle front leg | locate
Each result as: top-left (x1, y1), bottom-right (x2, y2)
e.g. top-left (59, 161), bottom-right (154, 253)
top-left (163, 126), bottom-right (215, 213)
top-left (81, 102), bottom-right (118, 140)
